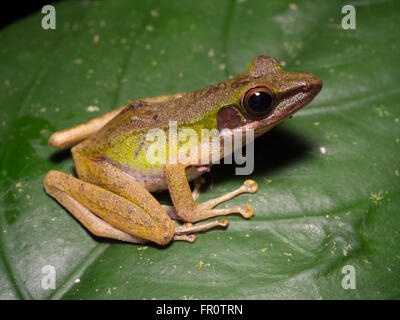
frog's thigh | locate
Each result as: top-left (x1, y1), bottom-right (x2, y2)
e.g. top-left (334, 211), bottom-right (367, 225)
top-left (49, 92), bottom-right (186, 148)
top-left (73, 153), bottom-right (174, 225)
top-left (44, 170), bottom-right (174, 245)
top-left (49, 105), bottom-right (126, 148)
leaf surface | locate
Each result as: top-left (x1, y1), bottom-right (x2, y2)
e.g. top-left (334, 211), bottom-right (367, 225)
top-left (0, 0), bottom-right (399, 299)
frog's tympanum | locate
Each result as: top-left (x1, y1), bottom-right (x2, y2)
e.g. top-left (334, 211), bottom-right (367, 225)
top-left (44, 56), bottom-right (322, 245)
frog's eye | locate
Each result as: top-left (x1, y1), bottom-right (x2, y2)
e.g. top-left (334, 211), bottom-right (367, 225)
top-left (242, 86), bottom-right (275, 117)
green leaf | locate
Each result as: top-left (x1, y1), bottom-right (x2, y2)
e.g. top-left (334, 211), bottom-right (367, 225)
top-left (1, 0), bottom-right (399, 300)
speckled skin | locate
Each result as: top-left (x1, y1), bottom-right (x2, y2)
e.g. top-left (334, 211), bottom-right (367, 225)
top-left (44, 56), bottom-right (322, 245)
top-left (72, 55), bottom-right (322, 192)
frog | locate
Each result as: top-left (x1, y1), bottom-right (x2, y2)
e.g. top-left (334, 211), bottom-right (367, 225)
top-left (44, 55), bottom-right (322, 246)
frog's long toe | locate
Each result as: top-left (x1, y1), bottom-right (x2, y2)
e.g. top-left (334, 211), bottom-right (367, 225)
top-left (175, 219), bottom-right (229, 236)
top-left (197, 179), bottom-right (257, 214)
top-left (209, 205), bottom-right (254, 219)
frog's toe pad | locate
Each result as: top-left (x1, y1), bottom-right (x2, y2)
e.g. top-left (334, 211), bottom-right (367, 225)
top-left (237, 205), bottom-right (254, 219)
top-left (243, 179), bottom-right (258, 193)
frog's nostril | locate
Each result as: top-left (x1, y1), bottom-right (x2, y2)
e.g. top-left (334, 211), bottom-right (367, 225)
top-left (303, 75), bottom-right (322, 96)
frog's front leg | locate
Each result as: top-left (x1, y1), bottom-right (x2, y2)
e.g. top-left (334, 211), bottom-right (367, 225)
top-left (161, 176), bottom-right (205, 220)
top-left (165, 163), bottom-right (258, 223)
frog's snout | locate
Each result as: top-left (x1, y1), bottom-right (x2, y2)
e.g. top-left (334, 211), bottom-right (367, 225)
top-left (279, 72), bottom-right (322, 103)
top-left (300, 73), bottom-right (322, 99)
top-left (308, 74), bottom-right (322, 96)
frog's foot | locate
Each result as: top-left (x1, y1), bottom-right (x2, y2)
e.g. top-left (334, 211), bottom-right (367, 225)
top-left (173, 220), bottom-right (229, 242)
top-left (174, 220), bottom-right (229, 243)
top-left (197, 179), bottom-right (258, 217)
top-left (162, 177), bottom-right (257, 222)
top-left (165, 163), bottom-right (258, 223)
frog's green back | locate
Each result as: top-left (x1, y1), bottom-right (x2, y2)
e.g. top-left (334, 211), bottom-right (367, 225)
top-left (73, 55), bottom-right (322, 175)
top-left (79, 74), bottom-right (253, 172)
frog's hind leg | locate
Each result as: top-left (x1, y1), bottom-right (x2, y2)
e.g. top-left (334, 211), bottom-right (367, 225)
top-left (44, 170), bottom-right (175, 245)
top-left (165, 164), bottom-right (258, 223)
top-left (49, 92), bottom-right (186, 149)
top-left (49, 106), bottom-right (126, 148)
top-left (44, 172), bottom-right (145, 244)
top-left (67, 151), bottom-right (228, 243)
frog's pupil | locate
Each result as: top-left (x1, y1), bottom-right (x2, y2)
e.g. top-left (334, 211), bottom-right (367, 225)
top-left (248, 91), bottom-right (272, 114)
